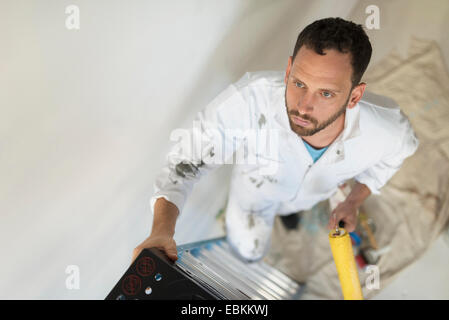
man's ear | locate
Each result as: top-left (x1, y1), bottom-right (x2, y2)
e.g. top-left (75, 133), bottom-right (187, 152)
top-left (284, 56), bottom-right (293, 85)
top-left (347, 82), bottom-right (366, 109)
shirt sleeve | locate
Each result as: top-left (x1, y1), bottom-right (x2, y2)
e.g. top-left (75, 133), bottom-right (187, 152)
top-left (149, 83), bottom-right (252, 216)
top-left (354, 114), bottom-right (419, 195)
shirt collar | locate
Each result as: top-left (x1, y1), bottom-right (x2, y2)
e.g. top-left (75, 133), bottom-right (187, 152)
top-left (339, 102), bottom-right (361, 142)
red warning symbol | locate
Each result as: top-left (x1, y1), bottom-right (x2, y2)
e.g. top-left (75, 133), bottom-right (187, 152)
top-left (122, 275), bottom-right (141, 296)
top-left (136, 257), bottom-right (156, 277)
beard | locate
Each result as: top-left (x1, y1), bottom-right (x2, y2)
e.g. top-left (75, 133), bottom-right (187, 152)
top-left (285, 88), bottom-right (350, 137)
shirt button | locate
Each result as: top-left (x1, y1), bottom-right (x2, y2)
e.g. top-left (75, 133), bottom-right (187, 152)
top-left (336, 150), bottom-right (341, 155)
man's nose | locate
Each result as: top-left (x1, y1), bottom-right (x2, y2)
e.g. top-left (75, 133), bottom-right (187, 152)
top-left (296, 92), bottom-right (314, 115)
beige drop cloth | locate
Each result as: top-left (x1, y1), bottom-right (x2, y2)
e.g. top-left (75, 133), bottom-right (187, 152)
top-left (262, 37), bottom-right (449, 300)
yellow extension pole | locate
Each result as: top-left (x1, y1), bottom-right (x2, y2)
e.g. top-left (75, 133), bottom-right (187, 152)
top-left (329, 228), bottom-right (364, 300)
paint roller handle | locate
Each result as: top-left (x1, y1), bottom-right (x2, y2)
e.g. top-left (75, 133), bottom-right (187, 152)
top-left (335, 220), bottom-right (345, 235)
top-left (328, 199), bottom-right (360, 233)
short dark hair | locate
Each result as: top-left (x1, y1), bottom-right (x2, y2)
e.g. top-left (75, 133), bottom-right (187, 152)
top-left (292, 17), bottom-right (372, 89)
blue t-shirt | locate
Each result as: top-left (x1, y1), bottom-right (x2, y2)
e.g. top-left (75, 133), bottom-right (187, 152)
top-left (303, 140), bottom-right (328, 163)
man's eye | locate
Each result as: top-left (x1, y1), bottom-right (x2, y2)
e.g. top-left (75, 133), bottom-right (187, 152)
top-left (322, 91), bottom-right (333, 98)
top-left (295, 82), bottom-right (304, 88)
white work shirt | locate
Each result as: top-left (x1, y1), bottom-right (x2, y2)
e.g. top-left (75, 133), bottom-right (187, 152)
top-left (150, 71), bottom-right (419, 219)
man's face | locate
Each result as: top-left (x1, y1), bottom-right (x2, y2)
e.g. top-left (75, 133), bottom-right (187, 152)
top-left (284, 46), bottom-right (355, 137)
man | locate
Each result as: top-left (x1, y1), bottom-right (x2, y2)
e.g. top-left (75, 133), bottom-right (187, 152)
top-left (132, 17), bottom-right (419, 264)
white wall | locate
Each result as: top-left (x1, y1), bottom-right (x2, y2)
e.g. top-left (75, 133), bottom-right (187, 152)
top-left (0, 0), bottom-right (359, 299)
